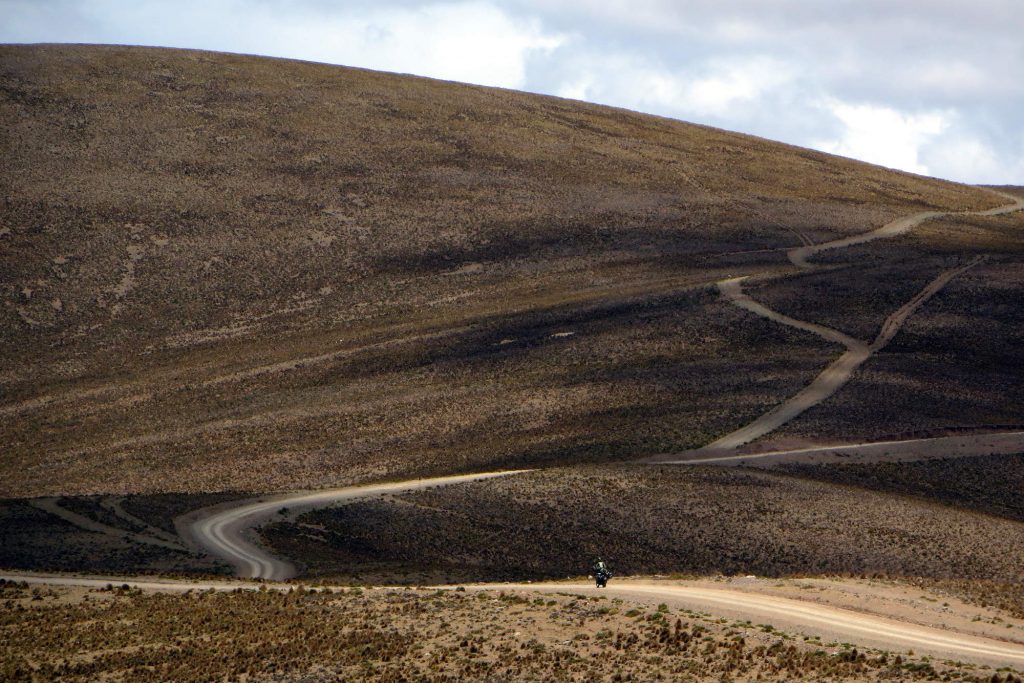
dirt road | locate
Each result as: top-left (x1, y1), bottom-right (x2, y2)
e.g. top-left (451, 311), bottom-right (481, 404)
top-left (9, 193), bottom-right (1024, 670)
top-left (704, 257), bottom-right (986, 450)
top-left (702, 188), bottom-right (1024, 451)
top-left (788, 210), bottom-right (946, 268)
top-left (649, 429), bottom-right (1024, 465)
top-left (476, 582), bottom-right (1024, 666)
top-left (787, 189), bottom-right (1024, 268)
top-left (176, 470), bottom-right (531, 580)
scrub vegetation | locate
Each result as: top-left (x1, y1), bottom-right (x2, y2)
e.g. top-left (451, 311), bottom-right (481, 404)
top-left (261, 464), bottom-right (1024, 585)
top-left (4, 44), bottom-right (1024, 682)
top-left (0, 580), bottom-right (1008, 682)
top-left (2, 45), bottom-right (1020, 497)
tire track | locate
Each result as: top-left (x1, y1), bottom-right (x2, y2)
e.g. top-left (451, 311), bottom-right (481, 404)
top-left (650, 430), bottom-right (1024, 466)
top-left (29, 498), bottom-right (187, 552)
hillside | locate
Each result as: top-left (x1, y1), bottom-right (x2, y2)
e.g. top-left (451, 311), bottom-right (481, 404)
top-left (1, 44), bottom-right (1021, 496)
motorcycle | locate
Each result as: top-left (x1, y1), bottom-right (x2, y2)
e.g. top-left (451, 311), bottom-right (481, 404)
top-left (594, 567), bottom-right (611, 588)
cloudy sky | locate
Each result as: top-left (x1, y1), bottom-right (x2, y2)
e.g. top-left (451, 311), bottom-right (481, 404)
top-left (3, 0), bottom-right (1022, 184)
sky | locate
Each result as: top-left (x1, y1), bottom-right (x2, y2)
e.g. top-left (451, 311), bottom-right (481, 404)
top-left (3, 0), bottom-right (1022, 184)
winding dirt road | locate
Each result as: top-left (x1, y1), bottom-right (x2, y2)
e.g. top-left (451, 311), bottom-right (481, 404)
top-left (699, 189), bottom-right (1024, 452)
top-left (119, 192), bottom-right (1024, 669)
top-left (24, 430), bottom-right (1024, 669)
top-left (704, 257), bottom-right (985, 450)
top-left (176, 470), bottom-right (530, 580)
top-left (788, 189), bottom-right (1023, 268)
top-left (181, 427), bottom-right (1024, 583)
top-left (11, 193), bottom-right (1024, 671)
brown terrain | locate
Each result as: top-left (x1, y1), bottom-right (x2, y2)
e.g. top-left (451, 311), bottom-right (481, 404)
top-left (4, 43), bottom-right (1024, 681)
top-left (3, 44), bottom-right (1020, 497)
top-left (259, 463), bottom-right (1024, 586)
top-left (11, 578), bottom-right (1024, 683)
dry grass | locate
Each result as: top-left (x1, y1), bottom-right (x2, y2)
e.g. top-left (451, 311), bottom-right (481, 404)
top-left (2, 289), bottom-right (841, 496)
top-left (260, 465), bottom-right (1024, 585)
top-left (0, 44), bottom-right (1014, 496)
top-left (773, 258), bottom-right (1024, 442)
top-left (0, 580), bottom-right (1008, 682)
top-left (782, 453), bottom-right (1024, 523)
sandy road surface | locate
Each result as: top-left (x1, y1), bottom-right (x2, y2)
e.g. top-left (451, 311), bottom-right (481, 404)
top-left (788, 211), bottom-right (946, 268)
top-left (176, 470), bottom-right (531, 581)
top-left (477, 582), bottom-right (1024, 666)
top-left (6, 571), bottom-right (1024, 667)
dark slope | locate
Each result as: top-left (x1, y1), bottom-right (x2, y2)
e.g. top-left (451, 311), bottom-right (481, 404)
top-left (0, 44), bottom-right (1013, 495)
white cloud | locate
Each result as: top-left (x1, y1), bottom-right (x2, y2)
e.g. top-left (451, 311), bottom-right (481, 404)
top-left (921, 136), bottom-right (1024, 186)
top-left (686, 58), bottom-right (794, 116)
top-left (553, 52), bottom-right (795, 121)
top-left (816, 100), bottom-right (950, 175)
top-left (3, 0), bottom-right (1023, 182)
top-left (1, 0), bottom-right (565, 90)
top-left (292, 3), bottom-right (565, 89)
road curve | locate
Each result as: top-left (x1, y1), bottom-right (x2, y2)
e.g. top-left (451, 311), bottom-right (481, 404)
top-left (787, 189), bottom-right (1024, 269)
top-left (13, 193), bottom-right (1024, 668)
top-left (702, 258), bottom-right (984, 451)
top-left (176, 470), bottom-right (531, 581)
top-left (6, 571), bottom-right (1024, 667)
top-left (700, 187), bottom-right (1024, 452)
top-left (716, 277), bottom-right (866, 351)
top-left (788, 211), bottom-right (945, 268)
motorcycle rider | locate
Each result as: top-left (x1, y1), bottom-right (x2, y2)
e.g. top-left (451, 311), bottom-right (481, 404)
top-left (592, 557), bottom-right (611, 587)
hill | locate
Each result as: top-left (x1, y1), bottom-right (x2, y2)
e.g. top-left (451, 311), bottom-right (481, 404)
top-left (1, 44), bottom-right (1021, 496)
